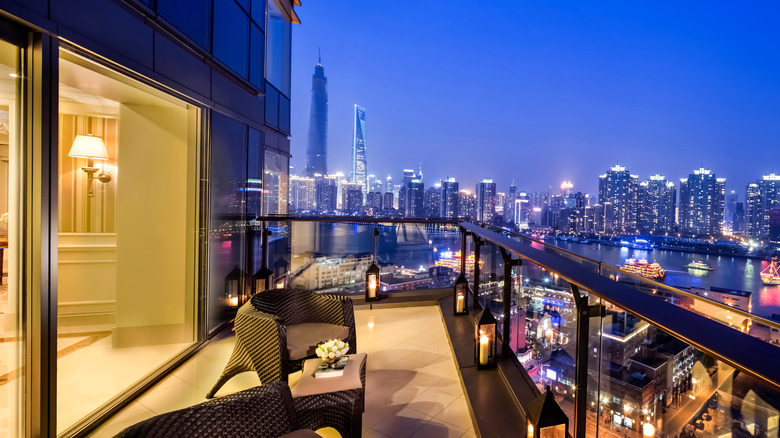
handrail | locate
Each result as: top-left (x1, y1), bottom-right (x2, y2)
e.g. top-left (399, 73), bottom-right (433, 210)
top-left (460, 221), bottom-right (780, 392)
top-left (478, 223), bottom-right (780, 331)
top-left (255, 214), bottom-right (463, 225)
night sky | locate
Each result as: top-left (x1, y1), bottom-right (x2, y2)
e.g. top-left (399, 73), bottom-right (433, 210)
top-left (289, 1), bottom-right (780, 196)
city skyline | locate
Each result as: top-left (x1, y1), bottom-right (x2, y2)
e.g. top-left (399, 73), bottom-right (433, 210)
top-left (290, 1), bottom-right (780, 195)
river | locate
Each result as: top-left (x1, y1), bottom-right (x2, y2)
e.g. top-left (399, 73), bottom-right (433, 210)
top-left (289, 222), bottom-right (780, 318)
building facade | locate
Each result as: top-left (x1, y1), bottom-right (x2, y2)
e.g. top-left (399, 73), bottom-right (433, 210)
top-left (679, 168), bottom-right (725, 236)
top-left (746, 174), bottom-right (780, 241)
top-left (476, 178), bottom-right (497, 223)
top-left (638, 175), bottom-right (677, 234)
top-left (440, 177), bottom-right (460, 218)
top-left (598, 165), bottom-right (639, 234)
top-left (304, 55), bottom-right (328, 176)
top-left (0, 0), bottom-right (299, 435)
top-left (351, 105), bottom-right (368, 196)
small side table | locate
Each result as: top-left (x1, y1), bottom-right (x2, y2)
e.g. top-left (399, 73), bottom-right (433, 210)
top-left (292, 353), bottom-right (367, 412)
top-left (291, 353), bottom-right (367, 438)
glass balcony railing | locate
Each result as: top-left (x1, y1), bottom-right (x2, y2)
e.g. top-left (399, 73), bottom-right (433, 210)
top-left (257, 216), bottom-right (780, 438)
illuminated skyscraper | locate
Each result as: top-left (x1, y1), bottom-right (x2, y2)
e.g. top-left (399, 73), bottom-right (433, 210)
top-left (746, 173), bottom-right (780, 240)
top-left (679, 168), bottom-right (725, 236)
top-left (351, 105), bottom-right (368, 197)
top-left (597, 165), bottom-right (639, 233)
top-left (476, 178), bottom-right (497, 223)
top-left (305, 54), bottom-right (328, 177)
top-left (440, 177), bottom-right (460, 218)
top-left (638, 174), bottom-right (676, 234)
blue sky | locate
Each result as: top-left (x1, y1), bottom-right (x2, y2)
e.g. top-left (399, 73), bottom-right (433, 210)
top-left (289, 1), bottom-right (780, 196)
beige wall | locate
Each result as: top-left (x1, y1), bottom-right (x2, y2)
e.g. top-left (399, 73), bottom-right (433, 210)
top-left (113, 103), bottom-right (194, 346)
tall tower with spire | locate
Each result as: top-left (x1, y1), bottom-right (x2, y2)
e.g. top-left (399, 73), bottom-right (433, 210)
top-left (305, 50), bottom-right (328, 176)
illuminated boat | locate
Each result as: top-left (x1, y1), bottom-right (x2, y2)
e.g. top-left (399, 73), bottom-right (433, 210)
top-left (685, 261), bottom-right (714, 271)
top-left (761, 258), bottom-right (780, 285)
top-left (619, 258), bottom-right (666, 280)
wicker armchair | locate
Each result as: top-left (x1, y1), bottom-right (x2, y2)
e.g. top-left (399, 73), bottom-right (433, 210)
top-left (207, 289), bottom-right (356, 398)
top-left (116, 381), bottom-right (362, 438)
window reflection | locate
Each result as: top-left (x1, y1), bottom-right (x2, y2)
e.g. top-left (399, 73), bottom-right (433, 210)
top-left (0, 38), bottom-right (21, 438)
top-left (56, 50), bottom-right (199, 433)
top-left (266, 0), bottom-right (291, 96)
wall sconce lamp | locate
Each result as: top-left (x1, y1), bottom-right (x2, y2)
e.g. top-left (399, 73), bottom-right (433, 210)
top-left (69, 134), bottom-right (111, 197)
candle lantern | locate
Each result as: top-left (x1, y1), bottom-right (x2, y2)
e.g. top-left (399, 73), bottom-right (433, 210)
top-left (474, 308), bottom-right (497, 369)
top-left (365, 262), bottom-right (380, 302)
top-left (526, 385), bottom-right (569, 438)
top-left (251, 266), bottom-right (273, 295)
top-left (225, 265), bottom-right (245, 308)
top-left (454, 273), bottom-right (468, 315)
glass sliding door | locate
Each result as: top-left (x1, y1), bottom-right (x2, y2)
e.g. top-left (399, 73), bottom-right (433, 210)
top-left (0, 37), bottom-right (22, 438)
top-left (56, 50), bottom-right (201, 433)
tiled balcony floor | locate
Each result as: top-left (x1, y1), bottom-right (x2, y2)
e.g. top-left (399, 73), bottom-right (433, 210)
top-left (89, 304), bottom-right (478, 437)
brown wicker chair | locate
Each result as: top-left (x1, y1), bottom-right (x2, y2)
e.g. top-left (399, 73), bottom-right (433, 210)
top-left (116, 381), bottom-right (362, 438)
top-left (206, 289), bottom-right (356, 398)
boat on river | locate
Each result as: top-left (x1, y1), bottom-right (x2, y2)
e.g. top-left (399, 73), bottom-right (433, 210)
top-left (619, 258), bottom-right (666, 280)
top-left (685, 260), bottom-right (714, 271)
top-left (761, 258), bottom-right (780, 285)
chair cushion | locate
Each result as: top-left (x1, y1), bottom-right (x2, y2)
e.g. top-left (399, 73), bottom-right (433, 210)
top-left (280, 430), bottom-right (321, 438)
top-left (286, 323), bottom-right (350, 360)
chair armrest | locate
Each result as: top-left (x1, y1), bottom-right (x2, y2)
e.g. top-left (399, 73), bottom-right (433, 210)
top-left (234, 304), bottom-right (291, 383)
top-left (293, 389), bottom-right (362, 438)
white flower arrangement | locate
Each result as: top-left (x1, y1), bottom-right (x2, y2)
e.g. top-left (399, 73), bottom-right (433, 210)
top-left (315, 338), bottom-right (349, 364)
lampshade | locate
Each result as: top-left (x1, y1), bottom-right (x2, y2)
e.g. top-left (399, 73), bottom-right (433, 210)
top-left (69, 134), bottom-right (109, 160)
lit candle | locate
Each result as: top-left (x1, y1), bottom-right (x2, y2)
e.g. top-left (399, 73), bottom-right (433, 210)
top-left (368, 275), bottom-right (377, 298)
top-left (456, 294), bottom-right (465, 313)
top-left (479, 334), bottom-right (489, 365)
top-left (229, 296), bottom-right (238, 307)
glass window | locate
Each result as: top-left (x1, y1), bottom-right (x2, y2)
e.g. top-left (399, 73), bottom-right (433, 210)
top-left (249, 23), bottom-right (264, 88)
top-left (266, 0), bottom-right (291, 97)
top-left (207, 113), bottom-right (247, 331)
top-left (56, 50), bottom-right (200, 433)
top-left (265, 83), bottom-right (279, 128)
top-left (0, 38), bottom-right (22, 438)
top-left (251, 0), bottom-right (266, 30)
top-left (157, 0), bottom-right (211, 50)
top-left (263, 150), bottom-right (288, 215)
top-left (279, 94), bottom-right (290, 134)
top-left (213, 0), bottom-right (250, 78)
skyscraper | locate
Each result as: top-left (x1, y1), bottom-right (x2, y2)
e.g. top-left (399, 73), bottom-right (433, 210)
top-left (745, 173), bottom-right (780, 240)
top-left (597, 165), bottom-right (639, 233)
top-left (440, 177), bottom-right (460, 218)
top-left (406, 177), bottom-right (425, 217)
top-left (424, 185), bottom-right (441, 218)
top-left (305, 54), bottom-right (328, 177)
top-left (351, 105), bottom-right (368, 197)
top-left (289, 175), bottom-right (316, 212)
top-left (638, 174), bottom-right (676, 234)
top-left (476, 178), bottom-right (497, 223)
top-left (679, 168), bottom-right (725, 236)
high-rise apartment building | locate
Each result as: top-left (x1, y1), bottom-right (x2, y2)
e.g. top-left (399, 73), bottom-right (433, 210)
top-left (424, 186), bottom-right (442, 218)
top-left (638, 175), bottom-right (677, 234)
top-left (679, 168), bottom-right (725, 236)
top-left (304, 56), bottom-right (328, 176)
top-left (398, 169), bottom-right (415, 215)
top-left (290, 175), bottom-right (316, 212)
top-left (459, 190), bottom-right (477, 219)
top-left (406, 178), bottom-right (425, 217)
top-left (342, 181), bottom-right (364, 213)
top-left (440, 177), bottom-right (460, 218)
top-left (366, 191), bottom-right (383, 210)
top-left (598, 165), bottom-right (639, 233)
top-left (351, 105), bottom-right (368, 197)
top-left (315, 174), bottom-right (339, 213)
top-left (476, 178), bottom-right (497, 223)
top-left (745, 174), bottom-right (780, 240)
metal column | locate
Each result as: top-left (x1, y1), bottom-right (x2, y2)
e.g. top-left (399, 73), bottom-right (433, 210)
top-left (571, 283), bottom-right (604, 438)
top-left (499, 248), bottom-right (522, 356)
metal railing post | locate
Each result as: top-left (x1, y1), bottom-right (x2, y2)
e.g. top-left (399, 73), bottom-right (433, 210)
top-left (500, 248), bottom-right (522, 356)
top-left (460, 228), bottom-right (467, 276)
top-left (571, 283), bottom-right (604, 438)
top-left (473, 237), bottom-right (482, 310)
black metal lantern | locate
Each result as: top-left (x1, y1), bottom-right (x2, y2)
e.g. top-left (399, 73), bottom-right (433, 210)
top-left (475, 308), bottom-right (497, 369)
top-left (225, 265), bottom-right (245, 308)
top-left (454, 273), bottom-right (468, 315)
top-left (526, 385), bottom-right (569, 438)
top-left (252, 265), bottom-right (273, 294)
top-left (365, 262), bottom-right (380, 301)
